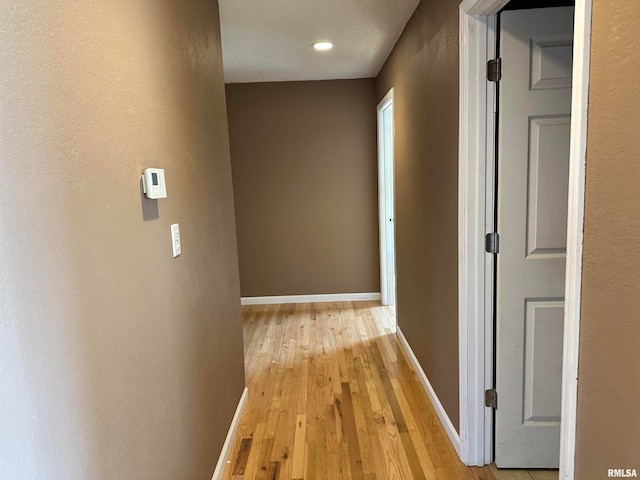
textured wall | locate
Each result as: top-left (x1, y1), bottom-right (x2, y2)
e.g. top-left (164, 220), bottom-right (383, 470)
top-left (226, 79), bottom-right (380, 297)
top-left (575, 0), bottom-right (640, 475)
top-left (375, 0), bottom-right (460, 429)
top-left (0, 1), bottom-right (245, 478)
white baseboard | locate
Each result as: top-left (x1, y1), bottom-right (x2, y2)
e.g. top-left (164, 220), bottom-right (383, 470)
top-left (240, 292), bottom-right (381, 306)
top-left (396, 327), bottom-right (461, 455)
top-left (211, 386), bottom-right (248, 480)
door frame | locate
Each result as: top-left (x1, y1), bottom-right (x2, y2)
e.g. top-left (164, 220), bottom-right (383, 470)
top-left (377, 88), bottom-right (396, 307)
top-left (457, 0), bottom-right (592, 476)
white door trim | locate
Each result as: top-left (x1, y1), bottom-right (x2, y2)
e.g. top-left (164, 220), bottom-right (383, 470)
top-left (457, 0), bottom-right (591, 474)
top-left (377, 88), bottom-right (395, 307)
top-left (458, 4), bottom-right (497, 466)
top-left (559, 1), bottom-right (592, 477)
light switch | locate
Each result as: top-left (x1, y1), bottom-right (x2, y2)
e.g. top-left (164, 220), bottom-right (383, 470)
top-left (170, 223), bottom-right (181, 257)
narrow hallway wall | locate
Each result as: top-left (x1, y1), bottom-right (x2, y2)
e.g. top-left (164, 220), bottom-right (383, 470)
top-left (376, 0), bottom-right (461, 429)
top-left (0, 1), bottom-right (245, 478)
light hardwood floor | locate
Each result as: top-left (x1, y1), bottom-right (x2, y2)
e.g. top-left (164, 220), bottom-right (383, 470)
top-left (222, 301), bottom-right (558, 479)
top-left (222, 301), bottom-right (490, 479)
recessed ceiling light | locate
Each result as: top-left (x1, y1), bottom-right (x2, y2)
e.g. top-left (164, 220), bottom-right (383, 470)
top-left (312, 41), bottom-right (334, 51)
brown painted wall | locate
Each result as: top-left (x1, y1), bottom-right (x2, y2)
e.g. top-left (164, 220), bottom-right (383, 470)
top-left (226, 80), bottom-right (380, 297)
top-left (0, 1), bottom-right (245, 478)
top-left (376, 0), bottom-right (460, 429)
top-left (575, 0), bottom-right (640, 475)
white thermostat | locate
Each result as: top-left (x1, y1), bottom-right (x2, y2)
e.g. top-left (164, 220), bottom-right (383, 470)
top-left (141, 168), bottom-right (167, 199)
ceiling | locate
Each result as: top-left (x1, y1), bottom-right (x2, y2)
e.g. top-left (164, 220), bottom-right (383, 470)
top-left (218, 0), bottom-right (420, 84)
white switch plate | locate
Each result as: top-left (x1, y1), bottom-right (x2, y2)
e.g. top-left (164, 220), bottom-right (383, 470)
top-left (170, 223), bottom-right (181, 257)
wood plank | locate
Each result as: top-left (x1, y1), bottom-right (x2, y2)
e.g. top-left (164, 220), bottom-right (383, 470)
top-left (314, 418), bottom-right (329, 480)
top-left (374, 404), bottom-right (414, 479)
top-left (232, 437), bottom-right (253, 476)
top-left (254, 438), bottom-right (275, 480)
top-left (349, 358), bottom-right (378, 475)
top-left (529, 470), bottom-right (558, 480)
top-left (490, 464), bottom-right (534, 480)
top-left (291, 413), bottom-right (308, 479)
top-left (266, 461), bottom-right (280, 480)
top-left (304, 440), bottom-right (317, 480)
top-left (241, 422), bottom-right (267, 479)
top-left (391, 377), bottom-right (437, 480)
top-left (340, 382), bottom-right (365, 479)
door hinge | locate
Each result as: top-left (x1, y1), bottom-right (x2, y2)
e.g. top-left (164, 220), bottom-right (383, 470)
top-left (485, 388), bottom-right (498, 409)
top-left (485, 232), bottom-right (500, 254)
top-left (487, 58), bottom-right (502, 82)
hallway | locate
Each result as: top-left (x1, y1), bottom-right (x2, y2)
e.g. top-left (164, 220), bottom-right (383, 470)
top-left (222, 302), bottom-right (494, 479)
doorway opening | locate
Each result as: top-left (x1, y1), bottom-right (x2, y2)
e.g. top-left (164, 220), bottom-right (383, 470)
top-left (377, 88), bottom-right (396, 308)
top-left (458, 0), bottom-right (591, 476)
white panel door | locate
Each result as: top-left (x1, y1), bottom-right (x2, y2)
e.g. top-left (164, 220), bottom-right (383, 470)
top-left (495, 6), bottom-right (574, 468)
